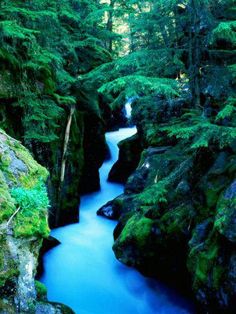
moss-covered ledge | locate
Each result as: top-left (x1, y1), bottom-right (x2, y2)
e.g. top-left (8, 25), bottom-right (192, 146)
top-left (0, 128), bottom-right (49, 238)
top-left (0, 129), bottom-right (73, 313)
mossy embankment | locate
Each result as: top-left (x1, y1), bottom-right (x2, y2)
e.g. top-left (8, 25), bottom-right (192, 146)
top-left (99, 100), bottom-right (236, 313)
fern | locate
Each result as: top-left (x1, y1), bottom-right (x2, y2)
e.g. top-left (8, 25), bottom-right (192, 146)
top-left (0, 20), bottom-right (38, 40)
top-left (139, 180), bottom-right (168, 205)
top-left (10, 183), bottom-right (50, 238)
top-left (212, 21), bottom-right (236, 48)
top-left (98, 75), bottom-right (179, 100)
top-left (216, 98), bottom-right (236, 121)
top-left (163, 112), bottom-right (236, 149)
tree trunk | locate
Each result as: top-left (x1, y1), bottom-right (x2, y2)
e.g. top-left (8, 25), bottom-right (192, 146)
top-left (188, 0), bottom-right (201, 108)
top-left (106, 0), bottom-right (115, 53)
top-left (55, 105), bottom-right (75, 226)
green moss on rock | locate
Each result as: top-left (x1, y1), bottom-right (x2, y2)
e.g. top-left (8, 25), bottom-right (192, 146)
top-left (10, 184), bottom-right (50, 238)
top-left (119, 214), bottom-right (153, 248)
top-left (160, 204), bottom-right (195, 236)
top-left (0, 128), bottom-right (51, 310)
top-left (112, 140), bottom-right (236, 311)
top-left (188, 232), bottom-right (219, 289)
top-left (214, 181), bottom-right (236, 242)
top-left (12, 140), bottom-right (48, 189)
top-left (0, 171), bottom-right (16, 222)
top-left (0, 129), bottom-right (49, 237)
top-left (35, 280), bottom-right (47, 301)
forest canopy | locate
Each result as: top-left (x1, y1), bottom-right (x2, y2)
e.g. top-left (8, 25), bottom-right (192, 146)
top-left (0, 0), bottom-right (236, 313)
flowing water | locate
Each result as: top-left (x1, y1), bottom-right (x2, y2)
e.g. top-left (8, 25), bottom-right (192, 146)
top-left (125, 100), bottom-right (132, 119)
top-left (40, 127), bottom-right (194, 314)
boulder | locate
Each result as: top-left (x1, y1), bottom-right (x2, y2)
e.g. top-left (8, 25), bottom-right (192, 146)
top-left (108, 133), bottom-right (142, 183)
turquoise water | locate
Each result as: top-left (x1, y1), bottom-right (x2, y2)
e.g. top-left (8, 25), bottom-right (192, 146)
top-left (40, 127), bottom-right (194, 314)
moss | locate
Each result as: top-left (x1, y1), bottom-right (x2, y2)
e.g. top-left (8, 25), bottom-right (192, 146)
top-left (0, 142), bottom-right (18, 185)
top-left (138, 181), bottom-right (168, 205)
top-left (0, 129), bottom-right (50, 237)
top-left (212, 265), bottom-right (225, 290)
top-left (11, 184), bottom-right (50, 238)
top-left (188, 232), bottom-right (219, 289)
top-left (0, 151), bottom-right (11, 172)
top-left (35, 280), bottom-right (47, 300)
top-left (13, 210), bottom-right (50, 238)
top-left (0, 300), bottom-right (15, 313)
top-left (204, 179), bottom-right (227, 209)
top-left (0, 268), bottom-right (18, 288)
top-left (195, 243), bottom-right (218, 282)
top-left (0, 171), bottom-right (16, 223)
top-left (119, 214), bottom-right (153, 247)
top-left (214, 182), bottom-right (236, 239)
top-left (160, 204), bottom-right (194, 235)
top-left (12, 141), bottom-right (48, 189)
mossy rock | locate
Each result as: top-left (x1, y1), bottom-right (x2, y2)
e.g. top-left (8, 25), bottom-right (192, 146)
top-left (188, 230), bottom-right (220, 288)
top-left (113, 213), bottom-right (155, 266)
top-left (35, 280), bottom-right (47, 301)
top-left (112, 140), bottom-right (236, 310)
top-left (118, 213), bottom-right (153, 247)
top-left (160, 204), bottom-right (195, 237)
top-left (215, 180), bottom-right (236, 242)
top-left (0, 128), bottom-right (49, 237)
top-left (0, 128), bottom-right (50, 309)
top-left (0, 171), bottom-right (16, 222)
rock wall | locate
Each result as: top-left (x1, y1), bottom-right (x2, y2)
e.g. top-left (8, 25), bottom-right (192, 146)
top-left (1, 98), bottom-right (107, 227)
top-left (102, 102), bottom-right (236, 312)
top-left (0, 129), bottom-right (73, 313)
top-left (108, 133), bottom-right (142, 184)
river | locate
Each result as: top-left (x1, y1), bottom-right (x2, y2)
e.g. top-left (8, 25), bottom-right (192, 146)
top-left (40, 127), bottom-right (194, 314)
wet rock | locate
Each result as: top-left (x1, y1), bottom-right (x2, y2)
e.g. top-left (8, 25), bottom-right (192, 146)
top-left (37, 236), bottom-right (61, 277)
top-left (108, 133), bottom-right (142, 183)
top-left (111, 142), bottom-right (236, 311)
top-left (215, 180), bottom-right (236, 242)
top-left (35, 302), bottom-right (75, 314)
top-left (97, 201), bottom-right (118, 220)
top-left (97, 194), bottom-right (130, 220)
top-left (79, 112), bottom-right (107, 194)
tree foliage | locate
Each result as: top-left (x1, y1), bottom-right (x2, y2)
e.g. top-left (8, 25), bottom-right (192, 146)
top-left (0, 0), bottom-right (111, 143)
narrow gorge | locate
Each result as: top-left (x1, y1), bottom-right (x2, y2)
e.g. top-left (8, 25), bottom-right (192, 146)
top-left (39, 125), bottom-right (193, 314)
top-left (0, 0), bottom-right (236, 313)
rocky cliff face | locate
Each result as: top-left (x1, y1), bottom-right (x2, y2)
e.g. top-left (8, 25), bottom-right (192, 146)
top-left (2, 99), bottom-right (107, 228)
top-left (108, 133), bottom-right (142, 184)
top-left (101, 103), bottom-right (236, 313)
top-left (0, 129), bottom-right (73, 313)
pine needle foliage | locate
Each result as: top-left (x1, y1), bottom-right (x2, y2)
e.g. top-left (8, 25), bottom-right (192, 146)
top-left (0, 0), bottom-right (112, 143)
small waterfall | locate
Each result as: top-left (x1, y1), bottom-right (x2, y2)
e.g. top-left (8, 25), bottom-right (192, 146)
top-left (124, 96), bottom-right (139, 120)
top-left (125, 100), bottom-right (132, 119)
